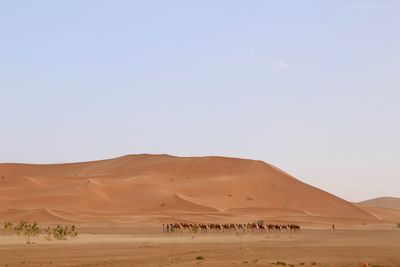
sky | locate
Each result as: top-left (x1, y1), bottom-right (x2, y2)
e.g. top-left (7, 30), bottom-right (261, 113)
top-left (1, 0), bottom-right (399, 202)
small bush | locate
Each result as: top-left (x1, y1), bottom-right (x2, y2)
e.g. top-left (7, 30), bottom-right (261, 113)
top-left (4, 222), bottom-right (14, 233)
top-left (397, 222), bottom-right (400, 228)
top-left (45, 225), bottom-right (77, 240)
top-left (195, 256), bottom-right (204, 260)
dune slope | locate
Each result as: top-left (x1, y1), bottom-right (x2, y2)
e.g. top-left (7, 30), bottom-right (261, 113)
top-left (359, 197), bottom-right (400, 210)
top-left (0, 154), bottom-right (387, 224)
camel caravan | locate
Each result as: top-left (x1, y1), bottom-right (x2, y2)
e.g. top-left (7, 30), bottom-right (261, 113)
top-left (162, 222), bottom-right (301, 233)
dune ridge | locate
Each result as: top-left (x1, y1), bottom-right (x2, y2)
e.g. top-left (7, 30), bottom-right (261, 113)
top-left (359, 197), bottom-right (400, 210)
top-left (1, 154), bottom-right (398, 225)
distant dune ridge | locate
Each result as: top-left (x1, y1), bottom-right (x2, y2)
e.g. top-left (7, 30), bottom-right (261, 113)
top-left (359, 197), bottom-right (400, 210)
top-left (0, 154), bottom-right (399, 226)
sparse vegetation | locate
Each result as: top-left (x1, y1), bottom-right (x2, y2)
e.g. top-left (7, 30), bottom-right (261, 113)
top-left (45, 225), bottom-right (77, 240)
top-left (195, 256), bottom-right (204, 260)
top-left (397, 222), bottom-right (400, 228)
top-left (3, 222), bottom-right (14, 233)
top-left (4, 221), bottom-right (40, 243)
top-left (3, 221), bottom-right (78, 243)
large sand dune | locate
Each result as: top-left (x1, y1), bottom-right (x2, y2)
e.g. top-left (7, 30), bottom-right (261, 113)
top-left (0, 154), bottom-right (398, 226)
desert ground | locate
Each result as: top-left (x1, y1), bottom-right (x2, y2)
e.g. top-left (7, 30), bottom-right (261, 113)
top-left (1, 154), bottom-right (399, 266)
top-left (1, 227), bottom-right (400, 267)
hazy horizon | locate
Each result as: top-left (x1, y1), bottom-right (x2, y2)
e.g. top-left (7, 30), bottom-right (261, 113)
top-left (1, 0), bottom-right (399, 202)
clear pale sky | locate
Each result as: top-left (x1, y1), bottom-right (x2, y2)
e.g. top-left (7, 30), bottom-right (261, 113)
top-left (1, 0), bottom-right (399, 202)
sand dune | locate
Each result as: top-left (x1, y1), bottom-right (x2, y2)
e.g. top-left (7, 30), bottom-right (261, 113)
top-left (356, 204), bottom-right (400, 222)
top-left (359, 197), bottom-right (400, 210)
top-left (1, 154), bottom-right (399, 226)
top-left (0, 208), bottom-right (73, 223)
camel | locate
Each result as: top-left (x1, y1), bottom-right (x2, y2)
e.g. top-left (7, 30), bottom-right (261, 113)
top-left (162, 222), bottom-right (301, 233)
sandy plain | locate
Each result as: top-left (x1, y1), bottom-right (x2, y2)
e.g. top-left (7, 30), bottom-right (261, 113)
top-left (1, 228), bottom-right (400, 267)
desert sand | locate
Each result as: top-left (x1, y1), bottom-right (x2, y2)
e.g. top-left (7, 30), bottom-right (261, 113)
top-left (359, 197), bottom-right (400, 211)
top-left (1, 154), bottom-right (399, 266)
top-left (1, 229), bottom-right (400, 266)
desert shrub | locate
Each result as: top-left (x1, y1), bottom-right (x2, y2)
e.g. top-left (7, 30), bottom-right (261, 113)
top-left (44, 227), bottom-right (52, 240)
top-left (3, 222), bottom-right (14, 233)
top-left (4, 221), bottom-right (40, 243)
top-left (45, 225), bottom-right (77, 240)
top-left (397, 222), bottom-right (400, 228)
top-left (17, 221), bottom-right (40, 243)
top-left (195, 256), bottom-right (204, 260)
